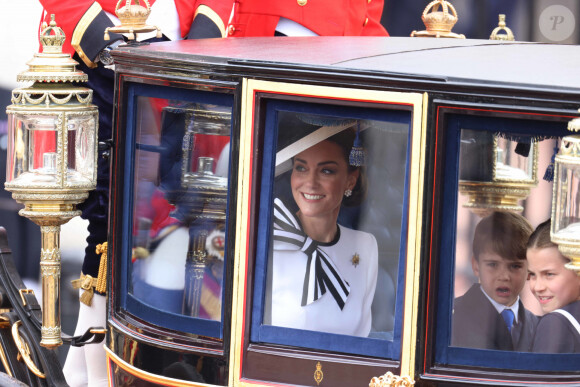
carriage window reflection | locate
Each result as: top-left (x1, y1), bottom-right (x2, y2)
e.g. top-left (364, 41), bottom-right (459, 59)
top-left (451, 128), bottom-right (563, 352)
top-left (130, 96), bottom-right (230, 322)
top-left (264, 112), bottom-right (405, 340)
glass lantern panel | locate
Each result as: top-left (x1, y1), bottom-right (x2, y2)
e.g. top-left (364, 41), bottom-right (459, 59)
top-left (130, 97), bottom-right (231, 326)
top-left (7, 114), bottom-right (60, 186)
top-left (181, 106), bottom-right (231, 184)
top-left (459, 129), bottom-right (494, 182)
top-left (459, 130), bottom-right (535, 183)
top-left (5, 113), bottom-right (20, 184)
top-left (66, 114), bottom-right (96, 186)
top-left (553, 161), bottom-right (580, 238)
top-left (494, 136), bottom-right (535, 182)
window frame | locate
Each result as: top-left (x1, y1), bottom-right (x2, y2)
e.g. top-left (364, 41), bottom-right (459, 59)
top-left (113, 79), bottom-right (236, 341)
top-left (423, 101), bottom-right (580, 383)
top-left (231, 79), bottom-right (427, 385)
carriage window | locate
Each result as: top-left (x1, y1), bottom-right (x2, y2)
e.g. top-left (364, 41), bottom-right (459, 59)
top-left (452, 129), bottom-right (542, 351)
top-left (250, 100), bottom-right (413, 359)
top-left (434, 110), bottom-right (580, 373)
top-left (124, 83), bottom-right (233, 338)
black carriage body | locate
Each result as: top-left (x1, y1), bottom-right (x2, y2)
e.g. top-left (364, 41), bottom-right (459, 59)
top-left (106, 37), bottom-right (580, 386)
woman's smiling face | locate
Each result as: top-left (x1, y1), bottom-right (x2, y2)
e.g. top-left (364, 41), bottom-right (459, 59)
top-left (291, 140), bottom-right (357, 223)
top-left (527, 246), bottom-right (580, 314)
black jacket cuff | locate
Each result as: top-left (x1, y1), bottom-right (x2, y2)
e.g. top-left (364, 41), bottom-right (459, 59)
top-left (72, 4), bottom-right (123, 67)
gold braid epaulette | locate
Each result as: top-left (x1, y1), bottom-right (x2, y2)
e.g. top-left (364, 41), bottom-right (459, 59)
top-left (71, 242), bottom-right (108, 306)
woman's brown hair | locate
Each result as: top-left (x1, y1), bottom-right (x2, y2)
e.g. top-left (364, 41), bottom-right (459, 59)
top-left (326, 127), bottom-right (367, 207)
top-left (527, 219), bottom-right (557, 249)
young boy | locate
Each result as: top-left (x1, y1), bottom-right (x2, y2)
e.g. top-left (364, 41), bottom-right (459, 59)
top-left (451, 211), bottom-right (538, 351)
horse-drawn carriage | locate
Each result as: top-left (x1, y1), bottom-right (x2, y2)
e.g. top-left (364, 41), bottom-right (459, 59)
top-left (2, 3), bottom-right (580, 386)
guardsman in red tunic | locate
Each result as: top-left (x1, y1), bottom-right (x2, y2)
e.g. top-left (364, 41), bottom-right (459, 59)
top-left (37, 1), bottom-right (387, 386)
top-left (38, 0), bottom-right (235, 67)
top-left (39, 0), bottom-right (387, 68)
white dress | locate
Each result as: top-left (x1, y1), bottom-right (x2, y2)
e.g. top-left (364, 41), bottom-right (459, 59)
top-left (269, 224), bottom-right (378, 337)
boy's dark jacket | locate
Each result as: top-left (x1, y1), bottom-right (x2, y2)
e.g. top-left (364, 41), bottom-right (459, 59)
top-left (452, 284), bottom-right (538, 351)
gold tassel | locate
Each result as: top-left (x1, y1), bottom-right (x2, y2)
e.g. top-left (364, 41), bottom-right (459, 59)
top-left (95, 242), bottom-right (108, 295)
top-left (71, 274), bottom-right (97, 306)
top-left (79, 288), bottom-right (94, 306)
top-left (70, 242), bottom-right (107, 306)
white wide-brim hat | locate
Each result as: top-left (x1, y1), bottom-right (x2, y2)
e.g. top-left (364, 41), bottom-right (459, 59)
top-left (275, 112), bottom-right (358, 177)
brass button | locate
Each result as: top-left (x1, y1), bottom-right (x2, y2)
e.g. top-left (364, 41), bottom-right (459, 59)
top-left (297, 0), bottom-right (307, 6)
top-left (228, 25), bottom-right (236, 35)
top-left (368, 0), bottom-right (371, 3)
top-left (363, 17), bottom-right (369, 26)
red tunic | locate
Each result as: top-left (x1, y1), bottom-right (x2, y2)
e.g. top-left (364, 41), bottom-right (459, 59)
top-left (39, 0), bottom-right (387, 65)
top-left (225, 0), bottom-right (388, 37)
top-left (38, 0), bottom-right (223, 65)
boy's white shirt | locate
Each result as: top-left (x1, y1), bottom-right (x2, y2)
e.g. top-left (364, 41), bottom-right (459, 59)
top-left (479, 286), bottom-right (520, 324)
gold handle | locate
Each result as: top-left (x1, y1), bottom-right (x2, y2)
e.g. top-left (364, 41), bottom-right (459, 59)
top-left (11, 321), bottom-right (45, 379)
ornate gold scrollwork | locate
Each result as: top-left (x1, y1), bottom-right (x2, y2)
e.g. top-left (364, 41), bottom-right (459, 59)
top-left (369, 371), bottom-right (414, 387)
top-left (11, 321), bottom-right (45, 379)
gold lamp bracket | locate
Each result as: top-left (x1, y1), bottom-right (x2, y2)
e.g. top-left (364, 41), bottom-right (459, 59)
top-left (104, 0), bottom-right (162, 41)
top-left (490, 14), bottom-right (515, 41)
top-left (411, 0), bottom-right (465, 39)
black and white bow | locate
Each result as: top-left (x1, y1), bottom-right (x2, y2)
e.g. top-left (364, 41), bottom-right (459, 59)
top-left (272, 198), bottom-right (350, 310)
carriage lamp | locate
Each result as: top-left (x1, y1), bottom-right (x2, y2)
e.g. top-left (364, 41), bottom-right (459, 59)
top-left (551, 113), bottom-right (580, 272)
top-left (160, 104), bottom-right (229, 318)
top-left (458, 131), bottom-right (538, 217)
top-left (4, 16), bottom-right (98, 347)
top-left (411, 0), bottom-right (465, 39)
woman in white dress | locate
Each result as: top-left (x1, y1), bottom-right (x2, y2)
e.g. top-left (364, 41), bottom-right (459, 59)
top-left (269, 125), bottom-right (378, 337)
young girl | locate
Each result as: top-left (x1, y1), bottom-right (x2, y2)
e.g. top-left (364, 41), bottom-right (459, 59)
top-left (527, 219), bottom-right (580, 353)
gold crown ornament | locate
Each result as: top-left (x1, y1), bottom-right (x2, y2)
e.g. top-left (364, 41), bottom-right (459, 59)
top-left (569, 108), bottom-right (580, 132)
top-left (490, 14), bottom-right (515, 41)
top-left (18, 15), bottom-right (88, 83)
top-left (38, 16), bottom-right (66, 53)
top-left (411, 0), bottom-right (465, 39)
top-left (104, 0), bottom-right (162, 41)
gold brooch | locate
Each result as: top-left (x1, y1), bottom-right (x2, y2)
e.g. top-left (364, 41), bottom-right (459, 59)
top-left (314, 361), bottom-right (323, 385)
top-left (351, 253), bottom-right (360, 267)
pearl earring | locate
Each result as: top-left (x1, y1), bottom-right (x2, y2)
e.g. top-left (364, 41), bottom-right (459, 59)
top-left (344, 189), bottom-right (352, 197)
